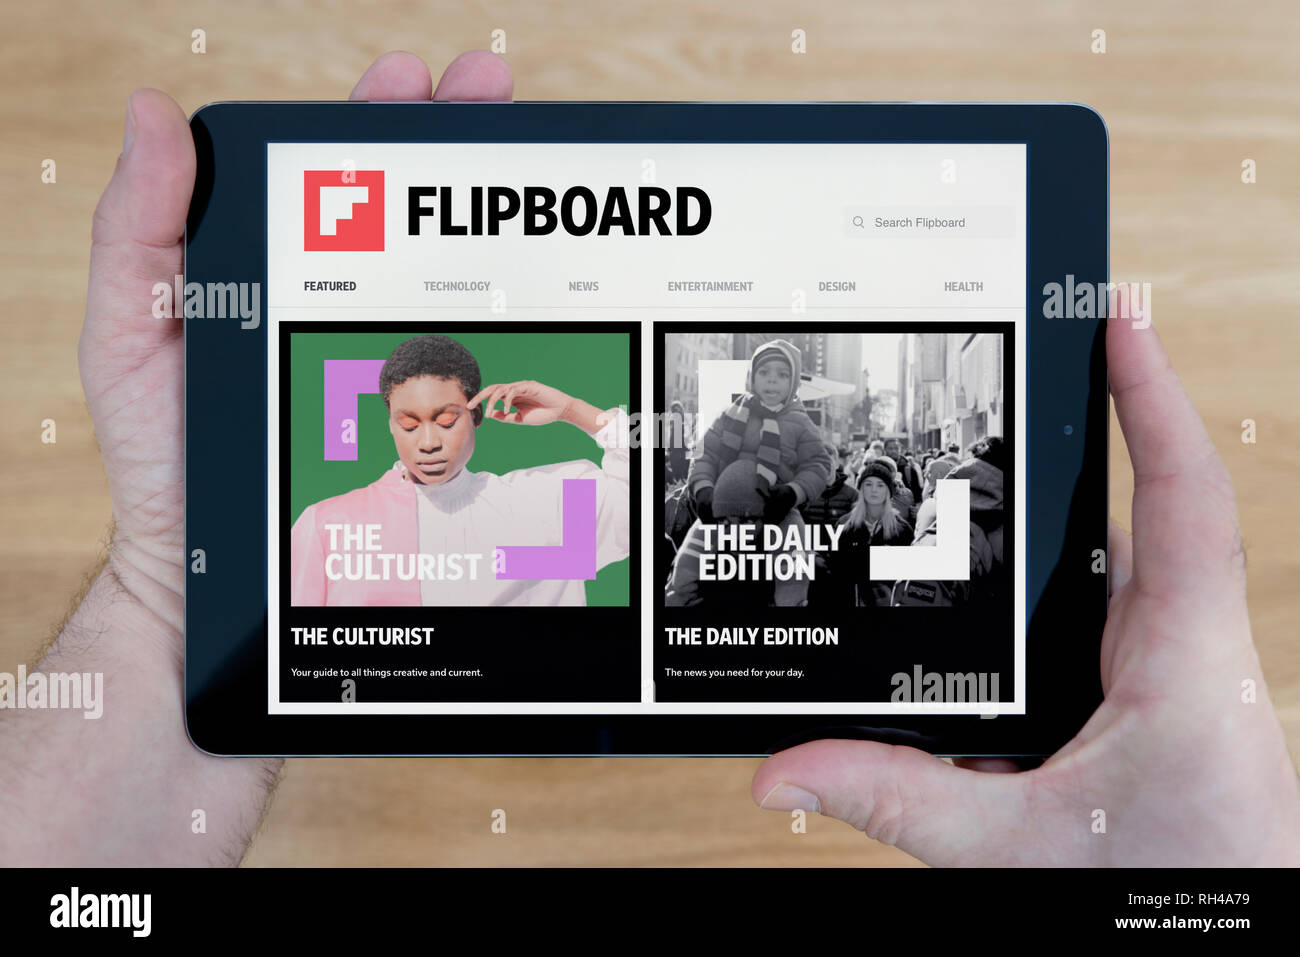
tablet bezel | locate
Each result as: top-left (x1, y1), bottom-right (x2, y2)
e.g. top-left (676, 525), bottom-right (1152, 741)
top-left (184, 102), bottom-right (1108, 757)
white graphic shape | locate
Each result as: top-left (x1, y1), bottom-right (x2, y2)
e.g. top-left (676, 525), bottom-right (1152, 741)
top-left (870, 479), bottom-right (970, 580)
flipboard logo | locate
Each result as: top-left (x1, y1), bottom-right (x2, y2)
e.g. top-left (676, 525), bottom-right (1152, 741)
top-left (304, 170), bottom-right (385, 251)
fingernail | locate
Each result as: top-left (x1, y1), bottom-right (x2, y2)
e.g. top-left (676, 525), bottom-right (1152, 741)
top-left (122, 94), bottom-right (137, 156)
top-left (760, 782), bottom-right (820, 813)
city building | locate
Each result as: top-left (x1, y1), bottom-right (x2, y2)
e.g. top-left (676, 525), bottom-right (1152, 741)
top-left (897, 332), bottom-right (1004, 453)
top-left (822, 332), bottom-right (864, 446)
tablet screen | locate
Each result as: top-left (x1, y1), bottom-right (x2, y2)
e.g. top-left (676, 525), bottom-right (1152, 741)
top-left (266, 142), bottom-right (1025, 718)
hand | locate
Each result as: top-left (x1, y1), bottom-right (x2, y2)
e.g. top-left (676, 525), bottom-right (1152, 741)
top-left (470, 379), bottom-right (571, 425)
top-left (694, 486), bottom-right (715, 524)
top-left (471, 380), bottom-right (609, 435)
top-left (3, 50), bottom-right (513, 866)
top-left (759, 483), bottom-right (797, 523)
top-left (752, 310), bottom-right (1300, 866)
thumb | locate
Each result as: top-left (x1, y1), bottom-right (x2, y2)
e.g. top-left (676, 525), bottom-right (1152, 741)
top-left (1105, 294), bottom-right (1243, 601)
top-left (80, 89), bottom-right (194, 379)
top-left (752, 738), bottom-right (1031, 865)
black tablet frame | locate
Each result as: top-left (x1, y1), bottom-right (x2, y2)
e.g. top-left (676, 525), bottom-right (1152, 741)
top-left (184, 102), bottom-right (1108, 757)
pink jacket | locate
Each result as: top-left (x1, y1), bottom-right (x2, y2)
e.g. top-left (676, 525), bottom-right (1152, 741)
top-left (292, 410), bottom-right (630, 606)
top-left (290, 466), bottom-right (423, 606)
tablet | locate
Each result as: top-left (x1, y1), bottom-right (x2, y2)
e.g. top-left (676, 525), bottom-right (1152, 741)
top-left (184, 102), bottom-right (1108, 757)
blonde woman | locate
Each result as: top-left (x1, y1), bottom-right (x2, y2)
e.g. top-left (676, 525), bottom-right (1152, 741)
top-left (828, 455), bottom-right (913, 606)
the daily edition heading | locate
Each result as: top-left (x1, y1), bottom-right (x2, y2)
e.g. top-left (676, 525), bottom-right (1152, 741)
top-left (407, 185), bottom-right (713, 236)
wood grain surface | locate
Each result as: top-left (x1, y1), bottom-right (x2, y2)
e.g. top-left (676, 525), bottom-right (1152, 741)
top-left (1, 0), bottom-right (1296, 866)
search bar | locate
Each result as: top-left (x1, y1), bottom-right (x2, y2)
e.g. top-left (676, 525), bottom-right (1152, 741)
top-left (844, 206), bottom-right (1015, 238)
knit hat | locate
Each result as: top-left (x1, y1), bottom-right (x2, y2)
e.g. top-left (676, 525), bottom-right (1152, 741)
top-left (857, 454), bottom-right (897, 490)
top-left (748, 339), bottom-right (801, 412)
top-left (924, 456), bottom-right (956, 484)
top-left (754, 350), bottom-right (792, 374)
top-left (711, 459), bottom-right (767, 520)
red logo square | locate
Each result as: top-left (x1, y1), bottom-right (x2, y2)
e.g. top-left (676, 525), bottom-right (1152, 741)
top-left (304, 170), bottom-right (384, 251)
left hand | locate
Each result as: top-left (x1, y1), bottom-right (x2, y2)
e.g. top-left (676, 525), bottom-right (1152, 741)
top-left (27, 49), bottom-right (515, 866)
top-left (471, 380), bottom-right (569, 425)
top-left (471, 379), bottom-right (602, 431)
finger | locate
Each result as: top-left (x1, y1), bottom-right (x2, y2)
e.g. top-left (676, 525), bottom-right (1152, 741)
top-left (1107, 299), bottom-right (1218, 486)
top-left (753, 739), bottom-right (1029, 866)
top-left (81, 89), bottom-right (195, 372)
top-left (483, 384), bottom-right (508, 419)
top-left (350, 51), bottom-right (433, 101)
top-left (432, 50), bottom-right (514, 101)
top-left (1108, 519), bottom-right (1133, 602)
top-left (502, 386), bottom-right (520, 420)
top-left (476, 385), bottom-right (497, 417)
top-left (491, 384), bottom-right (512, 419)
top-left (1106, 297), bottom-right (1243, 596)
top-left (467, 384), bottom-right (496, 409)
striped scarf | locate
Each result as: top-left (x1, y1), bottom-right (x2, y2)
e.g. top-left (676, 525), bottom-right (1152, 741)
top-left (703, 394), bottom-right (785, 489)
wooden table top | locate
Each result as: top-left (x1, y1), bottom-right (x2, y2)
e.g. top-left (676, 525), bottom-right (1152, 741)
top-left (1, 0), bottom-right (1295, 866)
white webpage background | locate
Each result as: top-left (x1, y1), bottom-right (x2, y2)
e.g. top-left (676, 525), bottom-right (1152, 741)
top-left (266, 142), bottom-right (1026, 716)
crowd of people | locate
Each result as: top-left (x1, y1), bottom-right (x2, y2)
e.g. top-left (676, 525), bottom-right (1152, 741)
top-left (662, 338), bottom-right (1006, 608)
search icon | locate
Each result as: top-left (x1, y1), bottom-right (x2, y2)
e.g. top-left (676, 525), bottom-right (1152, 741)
top-left (852, 215), bottom-right (864, 228)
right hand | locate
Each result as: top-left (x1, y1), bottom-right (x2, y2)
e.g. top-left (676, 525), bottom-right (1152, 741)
top-left (753, 310), bottom-right (1300, 865)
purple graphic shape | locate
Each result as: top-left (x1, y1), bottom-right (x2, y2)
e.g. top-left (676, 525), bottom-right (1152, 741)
top-left (496, 478), bottom-right (598, 581)
top-left (323, 359), bottom-right (385, 461)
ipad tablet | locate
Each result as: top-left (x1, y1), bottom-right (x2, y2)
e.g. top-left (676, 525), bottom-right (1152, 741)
top-left (183, 102), bottom-right (1108, 757)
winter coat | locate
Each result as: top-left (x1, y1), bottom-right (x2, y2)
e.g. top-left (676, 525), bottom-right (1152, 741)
top-left (825, 509), bottom-right (914, 607)
top-left (687, 339), bottom-right (831, 504)
top-left (891, 457), bottom-right (1004, 606)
